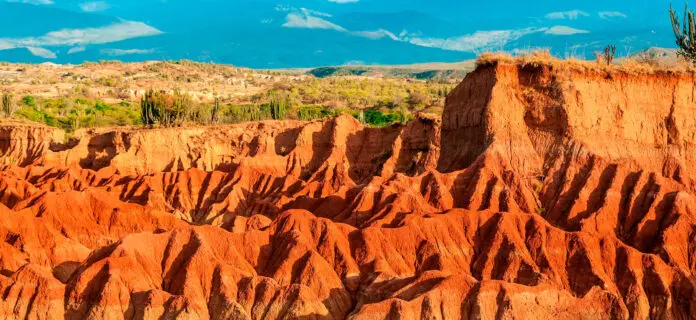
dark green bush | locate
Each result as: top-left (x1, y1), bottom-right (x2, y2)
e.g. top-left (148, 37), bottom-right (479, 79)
top-left (22, 96), bottom-right (36, 107)
top-left (359, 109), bottom-right (403, 127)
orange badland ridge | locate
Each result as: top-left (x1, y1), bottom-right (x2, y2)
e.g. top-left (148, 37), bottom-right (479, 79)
top-left (0, 57), bottom-right (696, 319)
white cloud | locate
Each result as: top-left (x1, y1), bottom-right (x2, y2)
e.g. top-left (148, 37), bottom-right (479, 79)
top-left (545, 10), bottom-right (589, 20)
top-left (278, 6), bottom-right (546, 54)
top-left (27, 47), bottom-right (56, 59)
top-left (343, 60), bottom-right (364, 65)
top-left (79, 1), bottom-right (110, 12)
top-left (0, 40), bottom-right (13, 51)
top-left (599, 11), bottom-right (627, 20)
top-left (544, 26), bottom-right (589, 35)
top-left (275, 4), bottom-right (291, 12)
top-left (403, 28), bottom-right (546, 52)
top-left (328, 0), bottom-right (359, 3)
top-left (303, 9), bottom-right (332, 17)
top-left (0, 20), bottom-right (162, 51)
top-left (283, 8), bottom-right (345, 31)
top-left (510, 47), bottom-right (551, 56)
top-left (351, 29), bottom-right (398, 40)
top-left (5, 0), bottom-right (54, 5)
top-left (67, 46), bottom-right (86, 54)
top-left (101, 48), bottom-right (155, 56)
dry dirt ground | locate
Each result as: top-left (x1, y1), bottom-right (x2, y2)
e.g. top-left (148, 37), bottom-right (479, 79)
top-left (0, 61), bottom-right (307, 104)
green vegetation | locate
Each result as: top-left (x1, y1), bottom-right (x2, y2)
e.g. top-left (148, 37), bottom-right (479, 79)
top-left (362, 109), bottom-right (401, 127)
top-left (22, 96), bottom-right (36, 108)
top-left (310, 67), bottom-right (369, 78)
top-left (280, 77), bottom-right (453, 114)
top-left (670, 3), bottom-right (696, 62)
top-left (140, 89), bottom-right (192, 127)
top-left (13, 96), bottom-right (140, 131)
top-left (211, 97), bottom-right (220, 124)
top-left (9, 92), bottom-right (420, 131)
top-left (307, 65), bottom-right (472, 81)
top-left (297, 105), bottom-right (341, 121)
top-left (223, 104), bottom-right (267, 123)
top-left (269, 91), bottom-right (288, 120)
top-left (3, 60), bottom-right (457, 130)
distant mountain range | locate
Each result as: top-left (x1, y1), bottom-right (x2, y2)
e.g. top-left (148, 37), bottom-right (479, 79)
top-left (0, 0), bottom-right (678, 68)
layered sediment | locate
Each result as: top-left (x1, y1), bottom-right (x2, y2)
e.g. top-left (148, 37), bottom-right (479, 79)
top-left (0, 60), bottom-right (695, 319)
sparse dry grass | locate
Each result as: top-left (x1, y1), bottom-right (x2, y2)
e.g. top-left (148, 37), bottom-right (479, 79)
top-left (0, 60), bottom-right (455, 131)
top-left (476, 50), bottom-right (696, 75)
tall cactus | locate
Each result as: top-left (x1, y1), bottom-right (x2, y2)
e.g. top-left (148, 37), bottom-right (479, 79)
top-left (140, 89), bottom-right (192, 127)
top-left (602, 45), bottom-right (616, 64)
top-left (140, 89), bottom-right (157, 126)
top-left (211, 97), bottom-right (220, 123)
top-left (1, 93), bottom-right (13, 117)
top-left (670, 3), bottom-right (696, 62)
top-left (171, 90), bottom-right (189, 127)
top-left (269, 91), bottom-right (287, 120)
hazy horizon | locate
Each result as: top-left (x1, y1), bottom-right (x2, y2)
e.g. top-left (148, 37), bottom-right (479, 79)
top-left (0, 0), bottom-right (678, 68)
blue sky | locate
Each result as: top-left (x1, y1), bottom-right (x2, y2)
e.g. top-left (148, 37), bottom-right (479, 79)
top-left (0, 0), bottom-right (677, 68)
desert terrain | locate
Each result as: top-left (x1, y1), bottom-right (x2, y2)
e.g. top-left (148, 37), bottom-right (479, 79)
top-left (0, 52), bottom-right (694, 319)
top-left (0, 60), bottom-right (461, 130)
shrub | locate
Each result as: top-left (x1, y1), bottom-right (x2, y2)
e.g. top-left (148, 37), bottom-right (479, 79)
top-left (22, 95), bottom-right (36, 108)
top-left (634, 50), bottom-right (661, 66)
top-left (94, 100), bottom-right (111, 113)
top-left (407, 91), bottom-right (428, 108)
top-left (396, 105), bottom-right (409, 124)
top-left (361, 109), bottom-right (401, 127)
top-left (297, 105), bottom-right (339, 121)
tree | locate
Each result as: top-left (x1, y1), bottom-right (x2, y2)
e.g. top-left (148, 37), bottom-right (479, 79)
top-left (670, 3), bottom-right (696, 62)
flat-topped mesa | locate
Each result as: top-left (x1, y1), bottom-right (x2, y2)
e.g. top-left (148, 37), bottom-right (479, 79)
top-left (441, 59), bottom-right (696, 189)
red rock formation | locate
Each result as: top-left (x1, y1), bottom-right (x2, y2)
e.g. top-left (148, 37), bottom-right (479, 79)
top-left (0, 59), bottom-right (696, 319)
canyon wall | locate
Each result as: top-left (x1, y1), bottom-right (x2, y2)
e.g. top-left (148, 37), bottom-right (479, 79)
top-left (0, 61), bottom-right (695, 319)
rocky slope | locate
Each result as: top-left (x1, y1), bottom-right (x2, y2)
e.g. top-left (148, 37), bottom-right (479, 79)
top-left (0, 58), bottom-right (695, 319)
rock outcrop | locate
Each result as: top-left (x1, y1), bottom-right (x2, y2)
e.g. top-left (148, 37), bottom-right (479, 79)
top-left (1, 59), bottom-right (696, 319)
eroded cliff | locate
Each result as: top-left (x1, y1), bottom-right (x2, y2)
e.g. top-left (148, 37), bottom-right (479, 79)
top-left (0, 59), bottom-right (695, 319)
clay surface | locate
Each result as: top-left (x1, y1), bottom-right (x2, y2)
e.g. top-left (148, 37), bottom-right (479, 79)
top-left (1, 61), bottom-right (695, 319)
